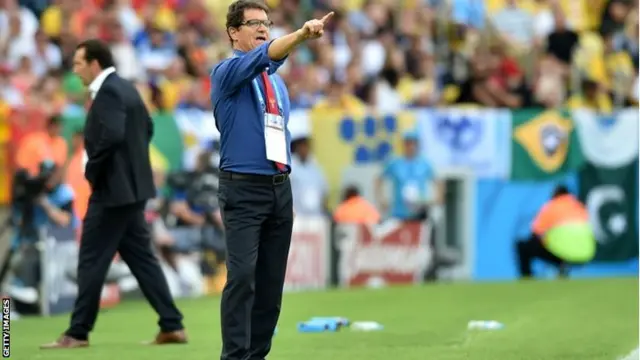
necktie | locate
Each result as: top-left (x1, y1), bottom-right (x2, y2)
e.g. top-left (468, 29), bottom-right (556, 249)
top-left (260, 71), bottom-right (287, 172)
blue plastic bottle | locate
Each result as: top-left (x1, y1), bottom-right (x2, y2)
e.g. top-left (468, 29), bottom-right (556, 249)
top-left (297, 319), bottom-right (339, 333)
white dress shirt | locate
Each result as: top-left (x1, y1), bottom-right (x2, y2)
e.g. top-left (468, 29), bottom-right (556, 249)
top-left (88, 66), bottom-right (116, 99)
top-left (84, 67), bottom-right (117, 169)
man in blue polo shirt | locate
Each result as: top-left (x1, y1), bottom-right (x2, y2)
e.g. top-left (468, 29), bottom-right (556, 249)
top-left (375, 131), bottom-right (442, 220)
top-left (210, 1), bottom-right (333, 359)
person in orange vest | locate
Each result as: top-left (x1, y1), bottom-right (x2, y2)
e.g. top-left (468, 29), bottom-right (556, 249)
top-left (15, 115), bottom-right (68, 177)
top-left (515, 185), bottom-right (589, 279)
top-left (333, 186), bottom-right (381, 224)
top-left (66, 130), bottom-right (91, 222)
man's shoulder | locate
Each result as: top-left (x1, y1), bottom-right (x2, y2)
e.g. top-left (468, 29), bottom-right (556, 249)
top-left (99, 75), bottom-right (140, 103)
top-left (211, 58), bottom-right (233, 77)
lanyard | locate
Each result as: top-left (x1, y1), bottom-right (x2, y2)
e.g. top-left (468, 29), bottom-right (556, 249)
top-left (252, 74), bottom-right (283, 114)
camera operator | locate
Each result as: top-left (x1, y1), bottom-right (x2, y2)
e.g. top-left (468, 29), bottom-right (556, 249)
top-left (168, 151), bottom-right (224, 239)
top-left (7, 160), bottom-right (77, 314)
top-left (166, 150), bottom-right (225, 296)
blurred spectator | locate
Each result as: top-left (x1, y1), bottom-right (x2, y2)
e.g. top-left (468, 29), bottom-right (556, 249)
top-left (454, 49), bottom-right (529, 108)
top-left (599, 0), bottom-right (631, 35)
top-left (136, 23), bottom-right (177, 77)
top-left (0, 65), bottom-right (22, 106)
top-left (10, 56), bottom-right (38, 95)
top-left (65, 130), bottom-right (90, 220)
top-left (533, 0), bottom-right (576, 43)
top-left (566, 78), bottom-right (613, 113)
top-left (0, 0), bottom-right (39, 51)
top-left (545, 9), bottom-right (579, 70)
top-left (29, 31), bottom-right (63, 78)
top-left (290, 136), bottom-right (328, 216)
top-left (612, 8), bottom-right (638, 70)
top-left (312, 77), bottom-right (367, 116)
top-left (1, 13), bottom-right (35, 70)
top-left (490, 0), bottom-right (535, 51)
top-left (399, 51), bottom-right (440, 107)
top-left (333, 185), bottom-right (380, 224)
top-left (108, 20), bottom-right (144, 82)
top-left (451, 0), bottom-right (485, 30)
top-left (15, 115), bottom-right (68, 177)
top-left (174, 81), bottom-right (218, 171)
top-left (375, 131), bottom-right (441, 221)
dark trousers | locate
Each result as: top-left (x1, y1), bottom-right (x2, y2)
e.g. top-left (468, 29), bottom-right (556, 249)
top-left (217, 176), bottom-right (294, 360)
top-left (515, 233), bottom-right (565, 278)
top-left (66, 201), bottom-right (183, 340)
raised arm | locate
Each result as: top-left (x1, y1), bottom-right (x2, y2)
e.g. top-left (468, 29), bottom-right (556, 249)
top-left (212, 11), bottom-right (334, 96)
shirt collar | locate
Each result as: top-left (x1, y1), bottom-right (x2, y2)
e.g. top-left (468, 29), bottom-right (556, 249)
top-left (89, 67), bottom-right (116, 99)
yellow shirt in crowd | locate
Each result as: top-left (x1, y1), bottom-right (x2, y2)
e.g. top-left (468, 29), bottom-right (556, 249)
top-left (566, 93), bottom-right (613, 113)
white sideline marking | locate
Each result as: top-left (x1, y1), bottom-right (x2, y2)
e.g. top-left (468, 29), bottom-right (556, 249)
top-left (619, 347), bottom-right (639, 360)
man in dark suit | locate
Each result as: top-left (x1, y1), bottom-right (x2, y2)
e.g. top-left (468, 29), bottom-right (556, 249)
top-left (41, 39), bottom-right (187, 349)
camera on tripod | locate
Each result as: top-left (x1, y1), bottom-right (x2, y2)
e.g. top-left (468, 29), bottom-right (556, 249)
top-left (11, 162), bottom-right (57, 234)
top-left (12, 161), bottom-right (57, 204)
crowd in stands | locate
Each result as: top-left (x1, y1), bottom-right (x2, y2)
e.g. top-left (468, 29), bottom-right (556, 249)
top-left (1, 0), bottom-right (637, 122)
top-left (0, 0), bottom-right (637, 221)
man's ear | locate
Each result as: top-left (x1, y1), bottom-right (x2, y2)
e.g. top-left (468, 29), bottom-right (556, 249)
top-left (228, 27), bottom-right (239, 42)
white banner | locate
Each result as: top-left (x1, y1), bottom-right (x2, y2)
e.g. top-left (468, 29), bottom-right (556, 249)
top-left (284, 216), bottom-right (330, 291)
top-left (415, 108), bottom-right (512, 178)
top-left (336, 220), bottom-right (433, 287)
top-left (573, 108), bottom-right (639, 168)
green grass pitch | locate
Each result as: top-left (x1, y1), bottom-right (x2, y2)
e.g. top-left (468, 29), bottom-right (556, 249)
top-left (10, 277), bottom-right (639, 359)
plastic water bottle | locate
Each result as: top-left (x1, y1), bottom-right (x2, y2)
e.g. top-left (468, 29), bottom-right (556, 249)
top-left (467, 320), bottom-right (504, 330)
top-left (350, 321), bottom-right (384, 332)
top-left (297, 319), bottom-right (340, 333)
top-left (309, 317), bottom-right (350, 327)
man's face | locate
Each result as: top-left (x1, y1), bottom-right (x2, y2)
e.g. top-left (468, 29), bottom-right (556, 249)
top-left (72, 47), bottom-right (98, 86)
top-left (296, 139), bottom-right (311, 159)
top-left (403, 139), bottom-right (418, 157)
top-left (230, 8), bottom-right (271, 52)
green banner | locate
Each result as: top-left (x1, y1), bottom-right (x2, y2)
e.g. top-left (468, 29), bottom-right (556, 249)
top-left (150, 111), bottom-right (184, 172)
top-left (511, 109), bottom-right (583, 180)
top-left (578, 160), bottom-right (638, 261)
top-left (573, 108), bottom-right (639, 262)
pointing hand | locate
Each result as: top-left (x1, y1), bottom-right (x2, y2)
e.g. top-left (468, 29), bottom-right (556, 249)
top-left (300, 12), bottom-right (334, 40)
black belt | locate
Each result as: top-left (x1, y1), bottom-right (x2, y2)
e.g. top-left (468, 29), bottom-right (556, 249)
top-left (219, 171), bottom-right (289, 185)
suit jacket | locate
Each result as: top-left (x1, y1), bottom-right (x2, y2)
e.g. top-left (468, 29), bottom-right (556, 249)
top-left (84, 73), bottom-right (155, 207)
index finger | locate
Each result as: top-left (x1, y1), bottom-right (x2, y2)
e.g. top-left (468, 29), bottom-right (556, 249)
top-left (320, 11), bottom-right (334, 24)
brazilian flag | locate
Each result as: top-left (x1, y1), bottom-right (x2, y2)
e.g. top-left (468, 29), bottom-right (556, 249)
top-left (511, 109), bottom-right (584, 180)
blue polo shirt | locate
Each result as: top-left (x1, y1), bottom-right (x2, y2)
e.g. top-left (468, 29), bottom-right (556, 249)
top-left (382, 155), bottom-right (435, 219)
top-left (210, 41), bottom-right (292, 175)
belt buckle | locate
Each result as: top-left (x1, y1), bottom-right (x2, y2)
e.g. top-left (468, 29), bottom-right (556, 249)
top-left (273, 174), bottom-right (285, 185)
